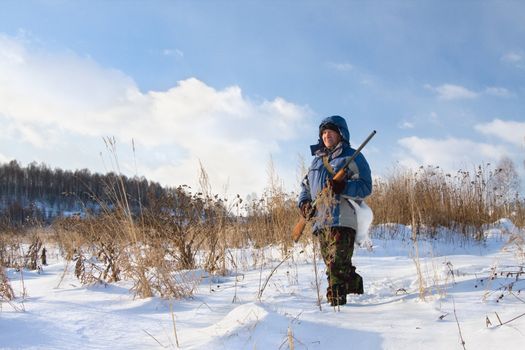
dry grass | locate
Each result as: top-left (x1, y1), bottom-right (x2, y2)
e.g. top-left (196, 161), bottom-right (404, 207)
top-left (368, 165), bottom-right (525, 240)
top-left (45, 153), bottom-right (301, 301)
top-left (0, 160), bottom-right (523, 303)
top-left (0, 265), bottom-right (15, 302)
top-left (368, 164), bottom-right (525, 300)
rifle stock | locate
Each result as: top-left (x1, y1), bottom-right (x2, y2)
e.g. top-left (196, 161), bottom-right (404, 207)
top-left (291, 217), bottom-right (307, 242)
top-left (292, 130), bottom-right (376, 242)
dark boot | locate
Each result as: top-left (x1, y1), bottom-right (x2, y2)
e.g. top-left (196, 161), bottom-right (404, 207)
top-left (327, 284), bottom-right (347, 306)
top-left (346, 267), bottom-right (364, 295)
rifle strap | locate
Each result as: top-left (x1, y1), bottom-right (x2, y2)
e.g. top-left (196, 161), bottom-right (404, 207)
top-left (322, 156), bottom-right (336, 175)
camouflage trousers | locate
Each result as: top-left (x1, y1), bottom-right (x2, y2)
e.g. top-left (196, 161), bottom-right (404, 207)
top-left (318, 226), bottom-right (363, 295)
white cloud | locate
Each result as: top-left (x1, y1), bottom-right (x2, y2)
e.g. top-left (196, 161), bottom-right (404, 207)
top-left (5, 121), bottom-right (51, 148)
top-left (399, 121), bottom-right (415, 129)
top-left (328, 62), bottom-right (354, 72)
top-left (397, 136), bottom-right (509, 171)
top-left (475, 119), bottom-right (525, 146)
top-left (501, 51), bottom-right (523, 66)
top-left (0, 34), bottom-right (312, 196)
top-left (425, 84), bottom-right (512, 100)
top-left (163, 48), bottom-right (184, 58)
top-left (502, 51), bottom-right (522, 63)
top-left (397, 112), bottom-right (442, 130)
top-left (428, 112), bottom-right (441, 125)
top-left (0, 152), bottom-right (10, 163)
top-left (484, 86), bottom-right (512, 97)
top-left (425, 84), bottom-right (478, 100)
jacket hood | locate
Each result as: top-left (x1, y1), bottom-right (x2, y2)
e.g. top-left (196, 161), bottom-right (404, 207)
top-left (319, 115), bottom-right (350, 143)
top-left (310, 115), bottom-right (350, 155)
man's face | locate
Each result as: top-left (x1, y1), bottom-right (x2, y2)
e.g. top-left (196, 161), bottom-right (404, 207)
top-left (321, 129), bottom-right (341, 149)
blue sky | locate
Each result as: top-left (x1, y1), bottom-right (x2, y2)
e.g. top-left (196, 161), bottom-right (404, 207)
top-left (0, 0), bottom-right (524, 197)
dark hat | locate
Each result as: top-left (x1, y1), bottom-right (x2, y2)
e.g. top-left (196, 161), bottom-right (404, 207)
top-left (319, 122), bottom-right (340, 138)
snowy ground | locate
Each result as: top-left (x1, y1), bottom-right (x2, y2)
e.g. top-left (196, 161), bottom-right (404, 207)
top-left (2, 220), bottom-right (525, 350)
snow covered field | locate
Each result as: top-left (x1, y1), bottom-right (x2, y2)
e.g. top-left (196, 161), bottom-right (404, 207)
top-left (2, 221), bottom-right (525, 350)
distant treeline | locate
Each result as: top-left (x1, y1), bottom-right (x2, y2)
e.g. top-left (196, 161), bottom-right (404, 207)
top-left (0, 160), bottom-right (168, 225)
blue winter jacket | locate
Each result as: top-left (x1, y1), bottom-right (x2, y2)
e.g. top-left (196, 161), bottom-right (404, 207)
top-left (298, 116), bottom-right (372, 232)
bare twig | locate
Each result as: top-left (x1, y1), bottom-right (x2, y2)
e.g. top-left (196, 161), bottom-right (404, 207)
top-left (452, 298), bottom-right (466, 350)
top-left (312, 239), bottom-right (323, 311)
top-left (55, 260), bottom-right (71, 289)
top-left (170, 301), bottom-right (181, 348)
top-left (143, 329), bottom-right (167, 348)
top-left (491, 311), bottom-right (525, 328)
top-left (287, 325), bottom-right (295, 350)
top-left (495, 312), bottom-right (503, 326)
top-left (278, 324), bottom-right (306, 350)
top-left (257, 251), bottom-right (291, 301)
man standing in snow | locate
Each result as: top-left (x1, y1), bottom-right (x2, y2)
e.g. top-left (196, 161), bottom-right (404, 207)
top-left (298, 115), bottom-right (372, 306)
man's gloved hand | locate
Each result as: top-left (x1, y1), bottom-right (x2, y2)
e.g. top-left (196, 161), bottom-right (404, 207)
top-left (328, 178), bottom-right (346, 195)
top-left (300, 201), bottom-right (315, 220)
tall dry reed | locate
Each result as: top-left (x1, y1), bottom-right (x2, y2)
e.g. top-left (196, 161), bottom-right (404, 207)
top-left (368, 164), bottom-right (524, 239)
